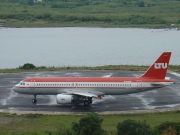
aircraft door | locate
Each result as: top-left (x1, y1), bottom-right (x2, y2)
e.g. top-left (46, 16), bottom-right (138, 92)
top-left (30, 80), bottom-right (35, 90)
top-left (71, 83), bottom-right (78, 88)
top-left (75, 83), bottom-right (78, 88)
top-left (137, 80), bottom-right (142, 90)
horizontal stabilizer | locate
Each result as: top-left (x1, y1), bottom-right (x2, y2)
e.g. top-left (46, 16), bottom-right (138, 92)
top-left (165, 77), bottom-right (170, 80)
top-left (151, 82), bottom-right (168, 86)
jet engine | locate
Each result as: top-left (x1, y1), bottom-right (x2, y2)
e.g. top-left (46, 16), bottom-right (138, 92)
top-left (56, 94), bottom-right (73, 104)
top-left (56, 94), bottom-right (92, 106)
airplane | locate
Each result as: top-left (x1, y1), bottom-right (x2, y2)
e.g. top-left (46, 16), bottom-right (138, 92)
top-left (13, 52), bottom-right (174, 106)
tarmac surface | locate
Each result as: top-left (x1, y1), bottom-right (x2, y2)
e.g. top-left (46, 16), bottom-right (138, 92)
top-left (0, 70), bottom-right (180, 114)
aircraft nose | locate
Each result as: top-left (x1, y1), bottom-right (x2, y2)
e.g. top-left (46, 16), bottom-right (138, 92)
top-left (13, 86), bottom-right (18, 92)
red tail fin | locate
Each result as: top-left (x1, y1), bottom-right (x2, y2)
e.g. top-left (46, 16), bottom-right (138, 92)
top-left (140, 52), bottom-right (171, 79)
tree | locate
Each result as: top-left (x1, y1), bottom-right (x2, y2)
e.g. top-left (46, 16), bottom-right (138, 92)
top-left (162, 127), bottom-right (177, 135)
top-left (27, 0), bottom-right (34, 6)
top-left (54, 124), bottom-right (73, 135)
top-left (155, 121), bottom-right (180, 135)
top-left (19, 63), bottom-right (36, 70)
top-left (72, 113), bottom-right (105, 135)
top-left (117, 119), bottom-right (153, 135)
top-left (137, 1), bottom-right (145, 7)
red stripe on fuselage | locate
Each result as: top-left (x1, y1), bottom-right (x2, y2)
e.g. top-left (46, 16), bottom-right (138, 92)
top-left (22, 77), bottom-right (172, 83)
top-left (13, 86), bottom-right (161, 89)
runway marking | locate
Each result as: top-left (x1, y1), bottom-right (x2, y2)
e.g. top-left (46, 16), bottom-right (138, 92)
top-left (159, 103), bottom-right (180, 108)
top-left (65, 72), bottom-right (82, 77)
top-left (169, 71), bottom-right (180, 78)
top-left (37, 95), bottom-right (57, 105)
top-left (132, 74), bottom-right (141, 77)
top-left (102, 74), bottom-right (112, 78)
top-left (8, 107), bottom-right (16, 110)
top-left (48, 95), bottom-right (57, 104)
top-left (93, 95), bottom-right (116, 104)
top-left (0, 88), bottom-right (17, 106)
top-left (168, 86), bottom-right (180, 97)
top-left (130, 93), bottom-right (155, 109)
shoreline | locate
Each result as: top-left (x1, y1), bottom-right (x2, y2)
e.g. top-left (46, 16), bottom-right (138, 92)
top-left (1, 23), bottom-right (180, 29)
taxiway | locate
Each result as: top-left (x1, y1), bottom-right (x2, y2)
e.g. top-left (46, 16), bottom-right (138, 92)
top-left (0, 71), bottom-right (180, 113)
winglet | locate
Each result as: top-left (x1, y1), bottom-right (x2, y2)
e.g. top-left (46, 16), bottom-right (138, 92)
top-left (140, 52), bottom-right (171, 79)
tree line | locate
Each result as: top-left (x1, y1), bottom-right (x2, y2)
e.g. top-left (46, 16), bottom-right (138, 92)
top-left (49, 113), bottom-right (180, 135)
top-left (0, 13), bottom-right (169, 25)
top-left (0, 0), bottom-right (180, 26)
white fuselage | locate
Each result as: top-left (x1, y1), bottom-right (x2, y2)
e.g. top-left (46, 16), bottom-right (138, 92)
top-left (13, 78), bottom-right (174, 95)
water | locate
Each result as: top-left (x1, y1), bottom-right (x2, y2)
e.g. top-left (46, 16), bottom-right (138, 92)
top-left (0, 27), bottom-right (180, 69)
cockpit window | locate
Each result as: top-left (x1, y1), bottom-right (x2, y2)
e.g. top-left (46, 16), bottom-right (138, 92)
top-left (19, 82), bottom-right (25, 85)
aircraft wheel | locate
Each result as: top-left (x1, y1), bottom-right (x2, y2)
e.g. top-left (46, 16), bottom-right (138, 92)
top-left (88, 99), bottom-right (92, 104)
top-left (32, 99), bottom-right (37, 104)
top-left (84, 101), bottom-right (89, 106)
top-left (32, 95), bottom-right (37, 104)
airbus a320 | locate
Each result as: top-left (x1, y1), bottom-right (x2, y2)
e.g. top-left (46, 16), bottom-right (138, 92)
top-left (13, 52), bottom-right (174, 106)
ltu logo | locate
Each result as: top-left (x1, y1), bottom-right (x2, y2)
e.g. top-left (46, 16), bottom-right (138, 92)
top-left (154, 63), bottom-right (167, 69)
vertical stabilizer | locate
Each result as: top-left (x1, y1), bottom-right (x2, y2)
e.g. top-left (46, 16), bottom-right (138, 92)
top-left (140, 52), bottom-right (171, 79)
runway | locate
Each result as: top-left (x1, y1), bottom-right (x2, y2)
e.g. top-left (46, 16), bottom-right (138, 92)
top-left (0, 71), bottom-right (180, 113)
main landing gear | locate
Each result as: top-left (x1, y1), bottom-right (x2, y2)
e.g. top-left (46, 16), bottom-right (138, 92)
top-left (71, 96), bottom-right (93, 106)
top-left (32, 95), bottom-right (37, 104)
top-left (83, 97), bottom-right (92, 106)
top-left (71, 97), bottom-right (93, 110)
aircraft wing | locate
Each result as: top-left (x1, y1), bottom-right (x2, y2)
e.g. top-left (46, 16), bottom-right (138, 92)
top-left (64, 90), bottom-right (104, 99)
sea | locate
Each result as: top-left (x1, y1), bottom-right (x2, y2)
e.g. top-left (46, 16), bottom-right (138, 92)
top-left (0, 27), bottom-right (179, 69)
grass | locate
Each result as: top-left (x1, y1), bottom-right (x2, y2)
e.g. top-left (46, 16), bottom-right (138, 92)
top-left (0, 111), bottom-right (180, 134)
top-left (0, 65), bottom-right (179, 73)
top-left (0, 0), bottom-right (180, 27)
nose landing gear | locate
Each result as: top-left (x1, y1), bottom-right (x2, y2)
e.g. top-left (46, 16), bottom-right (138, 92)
top-left (32, 95), bottom-right (37, 104)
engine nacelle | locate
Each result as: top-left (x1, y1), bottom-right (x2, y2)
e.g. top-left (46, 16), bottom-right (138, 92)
top-left (56, 94), bottom-right (73, 104)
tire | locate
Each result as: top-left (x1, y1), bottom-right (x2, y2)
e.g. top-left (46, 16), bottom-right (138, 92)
top-left (84, 101), bottom-right (89, 106)
top-left (32, 99), bottom-right (37, 103)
